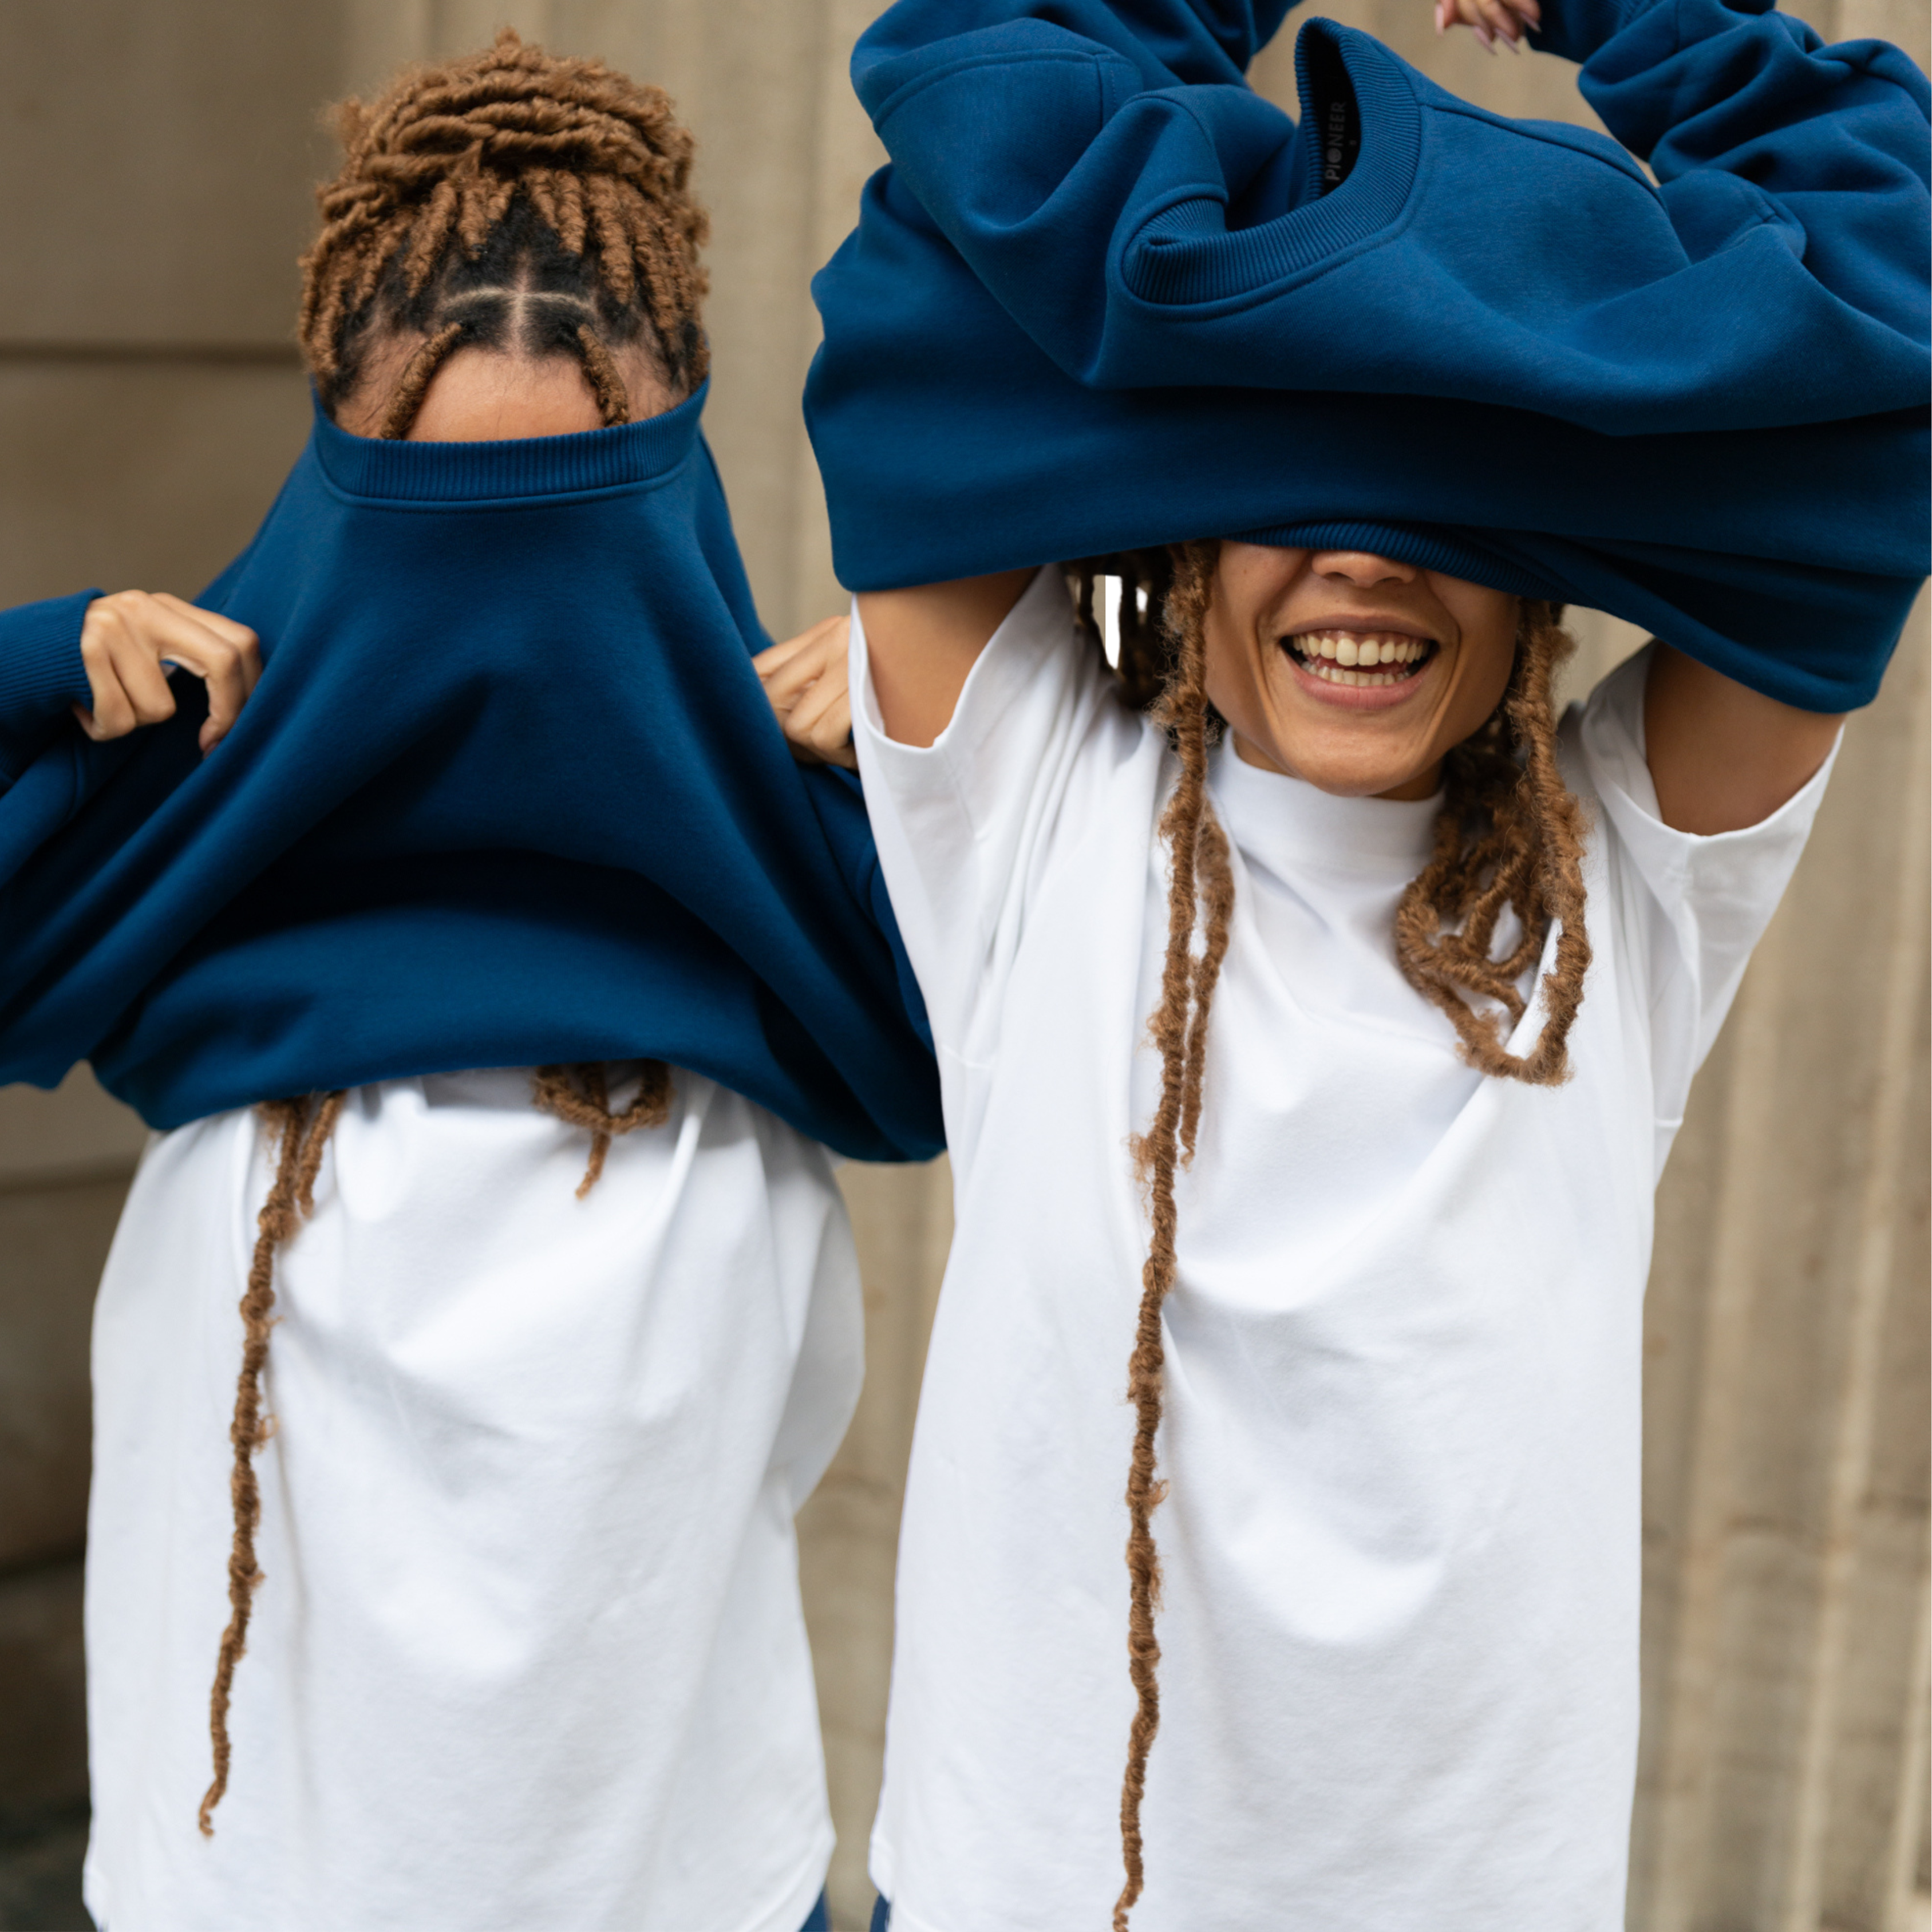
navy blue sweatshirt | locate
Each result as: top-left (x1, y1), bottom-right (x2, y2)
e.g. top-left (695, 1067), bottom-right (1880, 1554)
top-left (806, 0), bottom-right (1928, 710)
top-left (0, 388), bottom-right (944, 1160)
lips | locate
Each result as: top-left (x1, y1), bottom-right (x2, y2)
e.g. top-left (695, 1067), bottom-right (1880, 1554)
top-left (1282, 629), bottom-right (1437, 689)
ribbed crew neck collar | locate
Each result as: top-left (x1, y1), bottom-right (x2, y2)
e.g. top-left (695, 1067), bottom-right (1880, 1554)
top-left (311, 379), bottom-right (708, 503)
top-left (1123, 23), bottom-right (1422, 305)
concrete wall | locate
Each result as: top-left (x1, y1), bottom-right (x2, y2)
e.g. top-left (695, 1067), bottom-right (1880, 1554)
top-left (0, 6), bottom-right (1922, 1931)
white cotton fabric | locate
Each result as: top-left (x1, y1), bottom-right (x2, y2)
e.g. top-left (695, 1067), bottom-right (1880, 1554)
top-left (82, 1068), bottom-right (855, 1932)
top-left (852, 568), bottom-right (1834, 1932)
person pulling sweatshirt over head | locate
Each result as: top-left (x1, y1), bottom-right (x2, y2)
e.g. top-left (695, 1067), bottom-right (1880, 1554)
top-left (757, 0), bottom-right (1927, 1925)
top-left (0, 33), bottom-right (938, 1932)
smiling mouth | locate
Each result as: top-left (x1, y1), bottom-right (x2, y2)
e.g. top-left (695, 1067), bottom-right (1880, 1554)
top-left (1281, 629), bottom-right (1439, 689)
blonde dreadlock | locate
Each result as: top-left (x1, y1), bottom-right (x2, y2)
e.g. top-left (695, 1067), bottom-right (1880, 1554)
top-left (300, 28), bottom-right (710, 436)
top-left (1072, 555), bottom-right (1591, 1926)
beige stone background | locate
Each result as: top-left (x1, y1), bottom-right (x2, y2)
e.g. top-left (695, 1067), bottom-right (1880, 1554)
top-left (0, 2), bottom-right (1923, 1927)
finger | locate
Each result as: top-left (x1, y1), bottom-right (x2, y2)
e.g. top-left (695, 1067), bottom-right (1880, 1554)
top-left (78, 605), bottom-right (143, 737)
top-left (787, 667), bottom-right (857, 768)
top-left (148, 592), bottom-right (258, 655)
top-left (753, 615), bottom-right (846, 682)
top-left (809, 694), bottom-right (859, 771)
top-left (149, 595), bottom-right (263, 724)
top-left (759, 646), bottom-right (834, 710)
top-left (94, 606), bottom-right (180, 729)
top-left (118, 601), bottom-right (266, 749)
top-left (752, 633), bottom-right (816, 681)
top-left (761, 627), bottom-right (851, 711)
top-left (1476, 0), bottom-right (1523, 43)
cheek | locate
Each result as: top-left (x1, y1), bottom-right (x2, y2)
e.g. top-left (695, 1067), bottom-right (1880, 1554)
top-left (1443, 614), bottom-right (1521, 737)
top-left (1202, 612), bottom-right (1265, 724)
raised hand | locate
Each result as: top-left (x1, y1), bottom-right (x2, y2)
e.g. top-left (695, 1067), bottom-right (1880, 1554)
top-left (76, 591), bottom-right (262, 756)
top-left (754, 616), bottom-right (859, 771)
top-left (1435, 0), bottom-right (1541, 52)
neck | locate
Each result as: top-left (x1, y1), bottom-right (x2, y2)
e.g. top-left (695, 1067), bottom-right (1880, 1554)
top-left (1230, 728), bottom-right (1442, 801)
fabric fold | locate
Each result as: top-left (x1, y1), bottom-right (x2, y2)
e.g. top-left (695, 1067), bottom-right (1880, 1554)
top-left (807, 0), bottom-right (1927, 708)
top-left (0, 386), bottom-right (942, 1160)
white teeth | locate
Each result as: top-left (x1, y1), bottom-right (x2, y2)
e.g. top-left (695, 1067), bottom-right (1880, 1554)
top-left (1287, 631), bottom-right (1433, 687)
top-left (1290, 630), bottom-right (1430, 666)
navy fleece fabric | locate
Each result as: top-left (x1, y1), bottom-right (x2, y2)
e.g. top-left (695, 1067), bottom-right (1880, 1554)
top-left (805, 0), bottom-right (1929, 709)
top-left (0, 387), bottom-right (943, 1159)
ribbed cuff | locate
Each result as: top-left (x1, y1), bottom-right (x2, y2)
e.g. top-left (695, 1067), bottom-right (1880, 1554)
top-left (0, 590), bottom-right (98, 731)
top-left (1527, 0), bottom-right (1658, 65)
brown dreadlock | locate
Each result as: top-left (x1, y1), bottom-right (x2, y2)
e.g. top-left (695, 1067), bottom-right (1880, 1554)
top-left (199, 1062), bottom-right (671, 1831)
top-left (1072, 548), bottom-right (1591, 1926)
top-left (300, 27), bottom-right (709, 438)
top-left (200, 1091), bottom-right (345, 1836)
top-left (198, 31), bottom-right (706, 1831)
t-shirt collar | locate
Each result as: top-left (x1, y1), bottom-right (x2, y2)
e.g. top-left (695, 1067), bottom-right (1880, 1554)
top-left (1208, 734), bottom-right (1440, 878)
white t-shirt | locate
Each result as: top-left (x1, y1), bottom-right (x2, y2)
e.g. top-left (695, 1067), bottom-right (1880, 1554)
top-left (83, 1067), bottom-right (855, 1932)
top-left (852, 568), bottom-right (1832, 1932)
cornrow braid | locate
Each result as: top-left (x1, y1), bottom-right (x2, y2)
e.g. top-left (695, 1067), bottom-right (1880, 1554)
top-left (201, 1089), bottom-right (347, 1835)
top-left (300, 28), bottom-right (708, 437)
top-left (376, 319), bottom-right (466, 438)
top-left (574, 323), bottom-right (632, 428)
top-left (1081, 565), bottom-right (1592, 1925)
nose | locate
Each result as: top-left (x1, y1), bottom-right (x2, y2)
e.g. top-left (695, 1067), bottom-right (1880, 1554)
top-left (1308, 550), bottom-right (1419, 590)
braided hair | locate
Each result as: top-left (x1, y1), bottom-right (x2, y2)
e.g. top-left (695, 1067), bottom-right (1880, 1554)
top-left (1071, 548), bottom-right (1590, 1926)
top-left (299, 27), bottom-right (709, 438)
top-left (195, 33), bottom-right (706, 1834)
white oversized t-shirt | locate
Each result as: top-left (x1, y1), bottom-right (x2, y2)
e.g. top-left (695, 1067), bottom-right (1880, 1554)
top-left (853, 568), bottom-right (1833, 1932)
top-left (84, 1067), bottom-right (854, 1932)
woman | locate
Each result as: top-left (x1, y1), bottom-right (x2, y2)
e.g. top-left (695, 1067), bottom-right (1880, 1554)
top-left (758, 0), bottom-right (1927, 1923)
top-left (0, 33), bottom-right (938, 1932)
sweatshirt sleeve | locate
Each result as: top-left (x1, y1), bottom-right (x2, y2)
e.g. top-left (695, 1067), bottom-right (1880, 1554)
top-left (849, 0), bottom-right (1927, 434)
top-left (1544, 0), bottom-right (1930, 349)
top-left (0, 592), bottom-right (98, 787)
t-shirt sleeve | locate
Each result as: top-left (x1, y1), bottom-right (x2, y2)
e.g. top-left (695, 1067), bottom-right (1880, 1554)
top-left (1573, 645), bottom-right (1838, 1153)
top-left (850, 564), bottom-right (1136, 1074)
